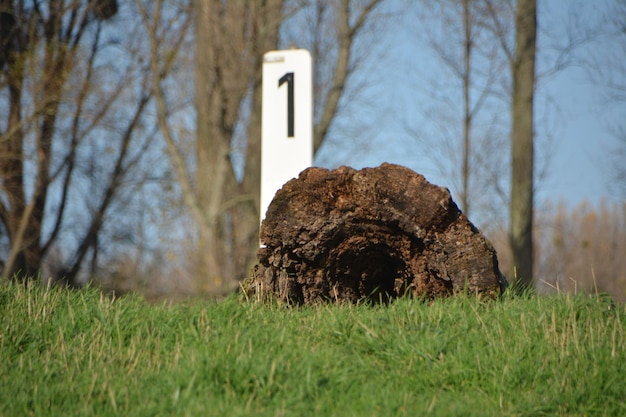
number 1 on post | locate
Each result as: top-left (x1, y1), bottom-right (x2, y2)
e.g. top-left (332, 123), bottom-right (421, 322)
top-left (278, 72), bottom-right (294, 138)
top-left (260, 50), bottom-right (313, 233)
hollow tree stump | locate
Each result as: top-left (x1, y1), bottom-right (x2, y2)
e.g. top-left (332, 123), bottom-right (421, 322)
top-left (249, 163), bottom-right (507, 304)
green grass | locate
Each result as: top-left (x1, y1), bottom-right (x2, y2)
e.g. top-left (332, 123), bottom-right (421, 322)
top-left (1, 283), bottom-right (624, 417)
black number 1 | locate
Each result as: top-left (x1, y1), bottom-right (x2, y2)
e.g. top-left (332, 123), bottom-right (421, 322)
top-left (278, 72), bottom-right (294, 138)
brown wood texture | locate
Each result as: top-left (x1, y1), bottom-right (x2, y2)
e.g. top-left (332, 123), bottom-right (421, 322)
top-left (250, 163), bottom-right (507, 304)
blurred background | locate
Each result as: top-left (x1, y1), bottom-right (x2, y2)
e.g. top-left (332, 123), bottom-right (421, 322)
top-left (1, 0), bottom-right (624, 301)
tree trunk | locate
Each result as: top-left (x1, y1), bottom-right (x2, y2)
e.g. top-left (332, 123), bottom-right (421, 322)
top-left (509, 0), bottom-right (536, 289)
top-left (248, 163), bottom-right (507, 304)
top-left (194, 0), bottom-right (283, 288)
top-left (194, 0), bottom-right (233, 289)
top-left (232, 0), bottom-right (284, 281)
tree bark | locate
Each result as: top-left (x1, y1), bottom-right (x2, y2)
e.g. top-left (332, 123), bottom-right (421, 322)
top-left (509, 0), bottom-right (536, 289)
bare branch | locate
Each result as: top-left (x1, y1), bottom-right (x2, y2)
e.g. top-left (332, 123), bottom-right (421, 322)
top-left (139, 0), bottom-right (209, 237)
top-left (314, 0), bottom-right (383, 152)
top-left (64, 92), bottom-right (151, 282)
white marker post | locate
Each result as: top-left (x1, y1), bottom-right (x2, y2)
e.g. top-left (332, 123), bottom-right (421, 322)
top-left (260, 49), bottom-right (313, 232)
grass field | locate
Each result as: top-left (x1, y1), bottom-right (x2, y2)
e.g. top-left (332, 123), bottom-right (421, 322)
top-left (1, 283), bottom-right (624, 416)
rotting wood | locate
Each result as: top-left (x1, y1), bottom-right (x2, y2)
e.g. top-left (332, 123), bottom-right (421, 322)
top-left (247, 163), bottom-right (507, 304)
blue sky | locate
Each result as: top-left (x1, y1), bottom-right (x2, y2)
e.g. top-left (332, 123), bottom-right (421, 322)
top-left (313, 0), bottom-right (625, 217)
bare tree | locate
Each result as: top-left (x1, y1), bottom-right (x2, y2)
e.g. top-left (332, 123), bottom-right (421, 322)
top-left (481, 0), bottom-right (608, 287)
top-left (408, 0), bottom-right (513, 219)
top-left (307, 0), bottom-right (385, 153)
top-left (0, 1), bottom-right (183, 285)
top-left (144, 0), bottom-right (387, 293)
top-left (0, 0), bottom-right (125, 282)
top-left (509, 0), bottom-right (536, 289)
top-left (194, 0), bottom-right (282, 291)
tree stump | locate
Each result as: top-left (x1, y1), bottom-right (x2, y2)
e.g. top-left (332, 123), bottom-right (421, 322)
top-left (248, 163), bottom-right (507, 304)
